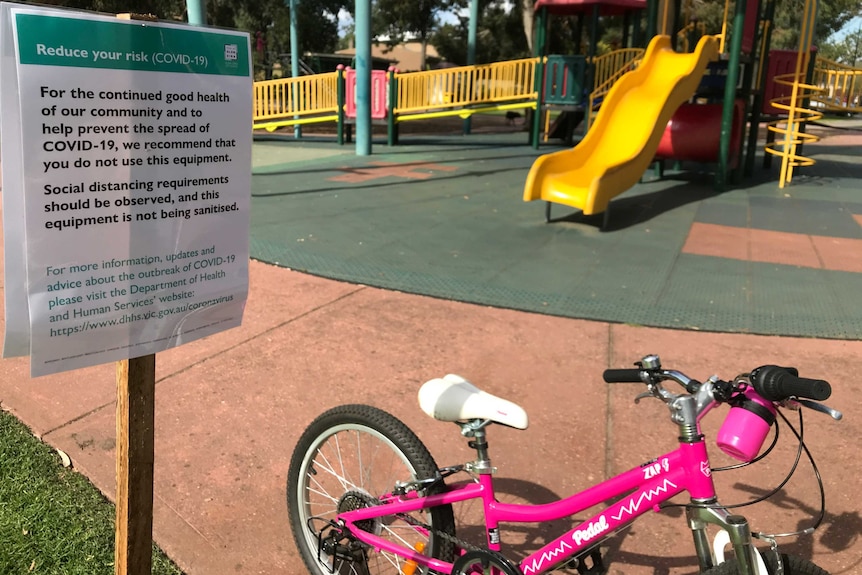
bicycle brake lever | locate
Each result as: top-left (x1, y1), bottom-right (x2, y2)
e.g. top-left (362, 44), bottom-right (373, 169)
top-left (794, 399), bottom-right (843, 421)
top-left (634, 392), bottom-right (654, 404)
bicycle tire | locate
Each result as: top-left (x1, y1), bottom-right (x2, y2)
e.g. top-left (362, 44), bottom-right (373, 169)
top-left (288, 404), bottom-right (456, 575)
top-left (700, 553), bottom-right (830, 575)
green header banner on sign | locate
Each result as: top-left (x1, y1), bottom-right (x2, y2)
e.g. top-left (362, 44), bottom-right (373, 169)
top-left (15, 13), bottom-right (250, 77)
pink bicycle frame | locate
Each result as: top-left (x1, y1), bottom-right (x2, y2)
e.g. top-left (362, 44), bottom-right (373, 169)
top-left (339, 439), bottom-right (717, 575)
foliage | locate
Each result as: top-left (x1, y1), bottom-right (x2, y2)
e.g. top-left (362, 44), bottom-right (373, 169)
top-left (207, 0), bottom-right (346, 79)
top-left (686, 0), bottom-right (862, 50)
top-left (768, 0), bottom-right (861, 49)
top-left (0, 410), bottom-right (183, 575)
top-left (820, 25), bottom-right (862, 65)
top-left (40, 0), bottom-right (347, 79)
top-left (374, 0), bottom-right (449, 70)
top-left (38, 0), bottom-right (862, 70)
top-left (495, 0), bottom-right (861, 61)
top-left (432, 1), bottom-right (530, 64)
top-left (37, 0), bottom-right (184, 19)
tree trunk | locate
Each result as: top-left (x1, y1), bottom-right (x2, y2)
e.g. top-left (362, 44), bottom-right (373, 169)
top-left (521, 0), bottom-right (535, 53)
top-left (420, 35), bottom-right (428, 70)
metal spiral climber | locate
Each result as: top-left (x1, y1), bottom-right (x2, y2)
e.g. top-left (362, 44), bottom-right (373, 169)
top-left (764, 69), bottom-right (824, 188)
top-left (763, 0), bottom-right (822, 188)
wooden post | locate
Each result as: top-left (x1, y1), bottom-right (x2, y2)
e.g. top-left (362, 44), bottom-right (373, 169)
top-left (115, 355), bottom-right (156, 575)
top-left (113, 14), bottom-right (160, 575)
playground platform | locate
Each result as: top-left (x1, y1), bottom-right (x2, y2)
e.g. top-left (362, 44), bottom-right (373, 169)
top-left (1, 120), bottom-right (861, 575)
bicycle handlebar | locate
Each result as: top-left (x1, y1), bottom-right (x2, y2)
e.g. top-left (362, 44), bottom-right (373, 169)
top-left (602, 369), bottom-right (643, 383)
top-left (603, 363), bottom-right (832, 402)
top-left (750, 365), bottom-right (832, 401)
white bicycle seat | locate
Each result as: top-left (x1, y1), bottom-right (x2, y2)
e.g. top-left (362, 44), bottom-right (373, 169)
top-left (418, 374), bottom-right (529, 430)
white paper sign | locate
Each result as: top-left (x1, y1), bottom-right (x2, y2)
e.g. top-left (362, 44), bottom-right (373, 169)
top-left (1, 5), bottom-right (252, 376)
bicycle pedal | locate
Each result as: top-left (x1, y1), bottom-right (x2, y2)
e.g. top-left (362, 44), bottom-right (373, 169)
top-left (572, 549), bottom-right (604, 575)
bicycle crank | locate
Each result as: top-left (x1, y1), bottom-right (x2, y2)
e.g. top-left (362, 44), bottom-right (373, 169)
top-left (451, 549), bottom-right (523, 575)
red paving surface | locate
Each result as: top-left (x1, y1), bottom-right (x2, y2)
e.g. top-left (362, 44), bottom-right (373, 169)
top-left (328, 160), bottom-right (459, 183)
top-left (683, 222), bottom-right (862, 273)
top-left (2, 257), bottom-right (860, 575)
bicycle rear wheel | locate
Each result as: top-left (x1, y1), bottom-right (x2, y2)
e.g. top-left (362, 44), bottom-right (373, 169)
top-left (287, 404), bottom-right (456, 575)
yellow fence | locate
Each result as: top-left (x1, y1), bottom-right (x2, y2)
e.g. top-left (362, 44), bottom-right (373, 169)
top-left (587, 48), bottom-right (644, 128)
top-left (250, 52), bottom-right (655, 131)
top-left (252, 72), bottom-right (340, 130)
top-left (811, 57), bottom-right (862, 113)
top-left (393, 58), bottom-right (539, 118)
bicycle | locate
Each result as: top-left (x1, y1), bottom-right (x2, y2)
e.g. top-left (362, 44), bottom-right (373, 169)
top-left (287, 355), bottom-right (843, 575)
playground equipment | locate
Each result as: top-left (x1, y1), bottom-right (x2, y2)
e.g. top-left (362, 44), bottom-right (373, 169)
top-left (387, 58), bottom-right (538, 144)
top-left (656, 99), bottom-right (745, 167)
top-left (585, 48), bottom-right (644, 128)
top-left (762, 0), bottom-right (821, 188)
top-left (812, 58), bottom-right (862, 114)
top-left (251, 59), bottom-right (539, 145)
top-left (253, 69), bottom-right (345, 135)
top-left (523, 35), bottom-right (719, 225)
top-left (250, 0), bottom-right (859, 195)
top-left (540, 48), bottom-right (647, 142)
top-left (531, 0), bottom-right (648, 145)
top-left (541, 54), bottom-right (589, 143)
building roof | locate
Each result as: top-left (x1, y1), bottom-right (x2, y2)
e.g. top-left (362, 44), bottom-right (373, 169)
top-left (336, 42), bottom-right (441, 72)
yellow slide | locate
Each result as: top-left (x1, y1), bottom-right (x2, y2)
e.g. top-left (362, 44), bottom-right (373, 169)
top-left (523, 35), bottom-right (719, 217)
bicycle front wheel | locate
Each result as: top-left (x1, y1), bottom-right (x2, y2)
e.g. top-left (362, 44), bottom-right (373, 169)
top-left (701, 553), bottom-right (830, 575)
top-left (287, 404), bottom-right (456, 575)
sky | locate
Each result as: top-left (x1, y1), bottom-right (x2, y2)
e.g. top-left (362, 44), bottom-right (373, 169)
top-left (832, 16), bottom-right (861, 42)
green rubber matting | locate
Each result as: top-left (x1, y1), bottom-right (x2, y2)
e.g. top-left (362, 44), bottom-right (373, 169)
top-left (250, 127), bottom-right (862, 340)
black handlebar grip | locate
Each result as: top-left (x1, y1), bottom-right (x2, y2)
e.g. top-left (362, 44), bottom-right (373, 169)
top-left (750, 365), bottom-right (832, 401)
top-left (603, 369), bottom-right (644, 383)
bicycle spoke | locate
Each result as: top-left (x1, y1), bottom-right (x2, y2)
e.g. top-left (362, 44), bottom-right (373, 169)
top-left (331, 433), bottom-right (358, 492)
top-left (313, 441), bottom-right (364, 492)
top-left (380, 521), bottom-right (429, 549)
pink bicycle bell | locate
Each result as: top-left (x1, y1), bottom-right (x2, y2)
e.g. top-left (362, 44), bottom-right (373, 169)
top-left (716, 387), bottom-right (776, 462)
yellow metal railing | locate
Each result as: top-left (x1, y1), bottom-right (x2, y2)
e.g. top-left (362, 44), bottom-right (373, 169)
top-left (764, 0), bottom-right (821, 188)
top-left (592, 48), bottom-right (644, 91)
top-left (812, 57), bottom-right (862, 113)
top-left (394, 58), bottom-right (539, 116)
top-left (252, 72), bottom-right (340, 127)
top-left (587, 48), bottom-right (644, 128)
top-left (676, 22), bottom-right (707, 53)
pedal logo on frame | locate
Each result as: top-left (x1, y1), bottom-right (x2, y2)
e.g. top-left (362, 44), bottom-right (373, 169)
top-left (572, 515), bottom-right (609, 546)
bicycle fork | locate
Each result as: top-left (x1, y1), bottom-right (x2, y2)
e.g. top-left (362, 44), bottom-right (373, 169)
top-left (687, 503), bottom-right (767, 575)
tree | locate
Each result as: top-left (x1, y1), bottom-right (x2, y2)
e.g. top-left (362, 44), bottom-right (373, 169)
top-left (206, 0), bottom-right (346, 79)
top-left (520, 0), bottom-right (535, 52)
top-left (820, 25), bottom-right (862, 65)
top-left (684, 0), bottom-right (862, 50)
top-left (374, 0), bottom-right (449, 69)
top-left (766, 0), bottom-right (860, 49)
top-left (517, 0), bottom-right (862, 57)
top-left (39, 0), bottom-right (185, 19)
top-left (432, 2), bottom-right (530, 64)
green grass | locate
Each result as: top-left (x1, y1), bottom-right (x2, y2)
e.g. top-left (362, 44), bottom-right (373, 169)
top-left (0, 409), bottom-right (183, 575)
